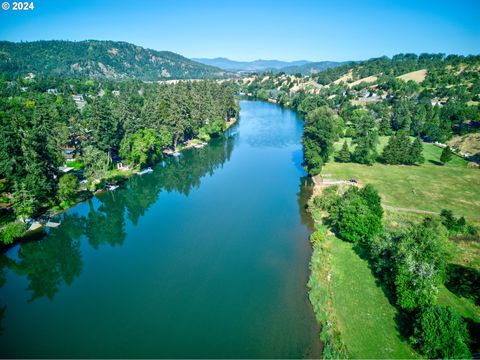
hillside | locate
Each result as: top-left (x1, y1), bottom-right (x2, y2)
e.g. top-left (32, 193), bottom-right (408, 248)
top-left (0, 40), bottom-right (228, 80)
top-left (280, 61), bottom-right (346, 75)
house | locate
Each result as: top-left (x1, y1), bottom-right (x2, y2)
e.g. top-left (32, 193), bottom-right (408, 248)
top-left (360, 90), bottom-right (371, 98)
top-left (112, 90), bottom-right (120, 96)
top-left (72, 94), bottom-right (87, 110)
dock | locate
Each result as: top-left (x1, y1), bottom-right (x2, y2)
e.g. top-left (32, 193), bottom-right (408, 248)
top-left (138, 167), bottom-right (153, 175)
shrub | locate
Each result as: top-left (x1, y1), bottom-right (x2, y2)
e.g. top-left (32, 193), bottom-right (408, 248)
top-left (411, 305), bottom-right (471, 359)
top-left (0, 222), bottom-right (26, 245)
top-left (336, 195), bottom-right (383, 243)
top-left (333, 186), bottom-right (383, 243)
top-left (312, 185), bottom-right (340, 212)
top-left (440, 209), bottom-right (478, 235)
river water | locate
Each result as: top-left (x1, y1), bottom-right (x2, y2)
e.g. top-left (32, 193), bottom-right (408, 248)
top-left (0, 100), bottom-right (321, 358)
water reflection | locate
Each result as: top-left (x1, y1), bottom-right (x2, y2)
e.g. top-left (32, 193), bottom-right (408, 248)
top-left (13, 215), bottom-right (84, 301)
top-left (0, 130), bottom-right (237, 312)
top-left (297, 176), bottom-right (315, 231)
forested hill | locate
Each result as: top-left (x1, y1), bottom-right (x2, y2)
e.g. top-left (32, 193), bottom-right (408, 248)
top-left (0, 40), bottom-right (228, 80)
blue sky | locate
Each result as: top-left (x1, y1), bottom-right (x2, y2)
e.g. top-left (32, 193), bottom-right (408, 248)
top-left (0, 0), bottom-right (479, 61)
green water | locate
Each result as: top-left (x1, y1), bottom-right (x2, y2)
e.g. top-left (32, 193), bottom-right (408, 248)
top-left (0, 101), bottom-right (321, 358)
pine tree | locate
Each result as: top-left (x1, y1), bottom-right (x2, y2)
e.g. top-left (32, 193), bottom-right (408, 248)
top-left (378, 113), bottom-right (393, 136)
top-left (440, 146), bottom-right (453, 164)
top-left (382, 132), bottom-right (407, 164)
top-left (353, 112), bottom-right (378, 165)
top-left (408, 137), bottom-right (424, 165)
top-left (382, 135), bottom-right (400, 164)
top-left (337, 141), bottom-right (351, 162)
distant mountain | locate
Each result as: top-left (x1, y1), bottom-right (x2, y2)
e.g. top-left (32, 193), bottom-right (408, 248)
top-left (0, 40), bottom-right (228, 80)
top-left (280, 61), bottom-right (347, 75)
top-left (192, 57), bottom-right (344, 74)
top-left (192, 57), bottom-right (311, 71)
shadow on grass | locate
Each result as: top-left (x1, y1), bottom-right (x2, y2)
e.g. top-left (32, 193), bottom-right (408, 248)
top-left (445, 264), bottom-right (480, 306)
top-left (428, 159), bottom-right (444, 166)
top-left (465, 318), bottom-right (480, 356)
top-left (352, 243), bottom-right (415, 342)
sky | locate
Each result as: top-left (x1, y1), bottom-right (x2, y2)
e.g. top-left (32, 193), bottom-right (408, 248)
top-left (0, 0), bottom-right (479, 61)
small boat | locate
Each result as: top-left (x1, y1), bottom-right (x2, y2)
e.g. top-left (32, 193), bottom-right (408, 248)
top-left (107, 184), bottom-right (119, 191)
top-left (45, 221), bottom-right (61, 228)
top-left (138, 167), bottom-right (154, 175)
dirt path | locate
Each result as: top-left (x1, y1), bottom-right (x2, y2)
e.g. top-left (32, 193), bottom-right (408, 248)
top-left (382, 204), bottom-right (438, 215)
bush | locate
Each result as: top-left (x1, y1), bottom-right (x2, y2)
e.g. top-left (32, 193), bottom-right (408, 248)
top-left (440, 209), bottom-right (478, 235)
top-left (0, 222), bottom-right (26, 245)
top-left (411, 305), bottom-right (471, 359)
top-left (336, 194), bottom-right (383, 243)
top-left (333, 187), bottom-right (383, 243)
top-left (312, 185), bottom-right (340, 212)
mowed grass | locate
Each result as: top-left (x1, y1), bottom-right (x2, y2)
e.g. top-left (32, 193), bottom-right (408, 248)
top-left (329, 236), bottom-right (418, 359)
top-left (324, 137), bottom-right (480, 220)
top-left (438, 286), bottom-right (480, 323)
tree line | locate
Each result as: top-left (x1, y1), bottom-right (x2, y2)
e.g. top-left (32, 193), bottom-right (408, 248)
top-left (0, 76), bottom-right (238, 244)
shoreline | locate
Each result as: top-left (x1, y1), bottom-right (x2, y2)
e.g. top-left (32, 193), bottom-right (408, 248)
top-left (1, 116), bottom-right (239, 250)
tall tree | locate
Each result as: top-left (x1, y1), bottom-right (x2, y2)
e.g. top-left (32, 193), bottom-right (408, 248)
top-left (353, 111), bottom-right (378, 165)
top-left (302, 106), bottom-right (339, 175)
top-left (336, 141), bottom-right (351, 162)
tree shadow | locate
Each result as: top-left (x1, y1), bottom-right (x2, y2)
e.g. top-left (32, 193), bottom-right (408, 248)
top-left (428, 159), bottom-right (444, 166)
top-left (465, 318), bottom-right (480, 356)
top-left (352, 243), bottom-right (414, 342)
top-left (445, 264), bottom-right (480, 305)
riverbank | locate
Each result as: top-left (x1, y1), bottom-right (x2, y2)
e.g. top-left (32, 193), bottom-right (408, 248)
top-left (307, 189), bottom-right (419, 358)
top-left (1, 116), bottom-right (239, 249)
top-left (309, 156), bottom-right (480, 358)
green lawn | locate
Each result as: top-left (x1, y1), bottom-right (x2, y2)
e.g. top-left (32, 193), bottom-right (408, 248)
top-left (438, 286), bottom-right (480, 323)
top-left (329, 236), bottom-right (418, 359)
top-left (325, 138), bottom-right (480, 220)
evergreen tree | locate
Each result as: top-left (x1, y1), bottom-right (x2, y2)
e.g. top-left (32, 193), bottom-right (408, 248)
top-left (411, 106), bottom-right (426, 136)
top-left (382, 132), bottom-right (423, 165)
top-left (336, 141), bottom-right (351, 162)
top-left (353, 112), bottom-right (378, 165)
top-left (440, 146), bottom-right (453, 164)
top-left (408, 137), bottom-right (424, 165)
top-left (378, 112), bottom-right (393, 136)
top-left (12, 182), bottom-right (35, 222)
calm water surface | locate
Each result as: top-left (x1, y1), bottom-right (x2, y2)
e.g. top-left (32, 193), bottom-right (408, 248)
top-left (0, 101), bottom-right (321, 358)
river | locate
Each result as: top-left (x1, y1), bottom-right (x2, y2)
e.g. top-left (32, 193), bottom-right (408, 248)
top-left (0, 100), bottom-right (321, 358)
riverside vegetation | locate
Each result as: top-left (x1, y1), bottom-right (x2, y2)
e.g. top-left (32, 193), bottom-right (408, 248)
top-left (0, 76), bottom-right (238, 245)
top-left (238, 53), bottom-right (480, 358)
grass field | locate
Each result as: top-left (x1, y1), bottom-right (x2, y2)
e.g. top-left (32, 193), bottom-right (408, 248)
top-left (311, 137), bottom-right (480, 357)
top-left (329, 236), bottom-right (418, 358)
top-left (324, 137), bottom-right (480, 220)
